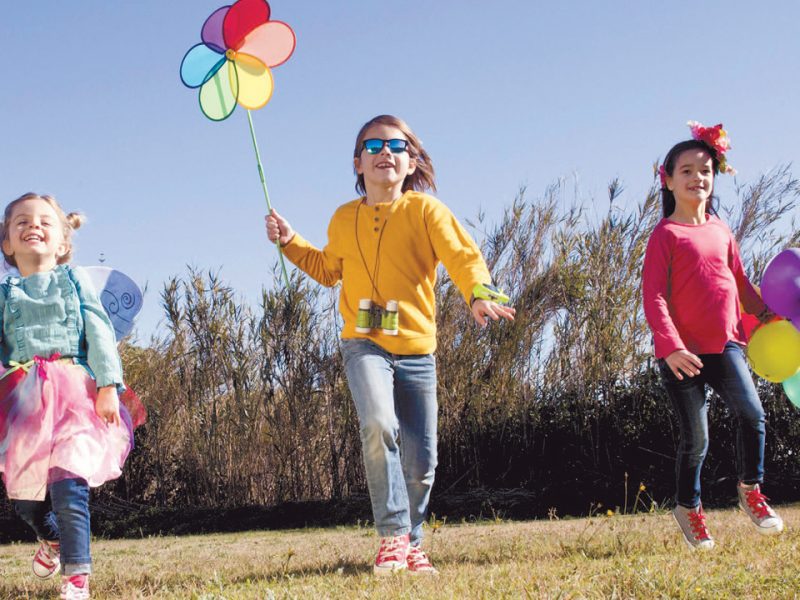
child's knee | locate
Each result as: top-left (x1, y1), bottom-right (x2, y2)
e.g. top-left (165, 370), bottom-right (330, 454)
top-left (360, 416), bottom-right (399, 454)
top-left (682, 434), bottom-right (709, 463)
top-left (49, 478), bottom-right (89, 514)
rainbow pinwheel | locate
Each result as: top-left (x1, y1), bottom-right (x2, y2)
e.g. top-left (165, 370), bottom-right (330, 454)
top-left (180, 0), bottom-right (296, 121)
top-left (180, 0), bottom-right (295, 285)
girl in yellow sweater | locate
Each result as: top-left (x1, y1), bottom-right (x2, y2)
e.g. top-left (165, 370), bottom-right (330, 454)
top-left (266, 115), bottom-right (514, 575)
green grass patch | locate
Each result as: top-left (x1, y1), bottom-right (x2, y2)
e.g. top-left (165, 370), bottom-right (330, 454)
top-left (2, 504), bottom-right (799, 598)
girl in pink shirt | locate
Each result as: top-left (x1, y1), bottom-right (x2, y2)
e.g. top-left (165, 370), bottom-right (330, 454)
top-left (642, 122), bottom-right (783, 550)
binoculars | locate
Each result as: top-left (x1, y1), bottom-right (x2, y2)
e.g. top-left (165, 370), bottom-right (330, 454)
top-left (356, 299), bottom-right (399, 335)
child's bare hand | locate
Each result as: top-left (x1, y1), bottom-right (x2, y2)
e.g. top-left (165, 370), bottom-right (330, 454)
top-left (665, 350), bottom-right (703, 380)
top-left (265, 209), bottom-right (295, 246)
top-left (471, 299), bottom-right (516, 327)
top-left (96, 386), bottom-right (121, 426)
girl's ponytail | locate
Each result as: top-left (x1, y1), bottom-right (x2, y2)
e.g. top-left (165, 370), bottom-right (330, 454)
top-left (67, 212), bottom-right (85, 231)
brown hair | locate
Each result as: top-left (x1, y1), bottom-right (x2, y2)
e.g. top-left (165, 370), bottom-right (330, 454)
top-left (660, 140), bottom-right (720, 218)
top-left (353, 115), bottom-right (436, 195)
top-left (1, 192), bottom-right (85, 267)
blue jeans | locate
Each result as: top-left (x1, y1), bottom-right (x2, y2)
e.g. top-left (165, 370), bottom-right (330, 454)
top-left (340, 339), bottom-right (438, 546)
top-left (13, 478), bottom-right (92, 575)
top-left (658, 341), bottom-right (766, 508)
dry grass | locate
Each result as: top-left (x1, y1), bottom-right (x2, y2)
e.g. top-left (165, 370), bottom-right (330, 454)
top-left (2, 504), bottom-right (800, 599)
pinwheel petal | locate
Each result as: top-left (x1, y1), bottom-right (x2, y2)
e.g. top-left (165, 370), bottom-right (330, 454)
top-left (180, 43), bottom-right (226, 88)
top-left (230, 54), bottom-right (273, 110)
top-left (238, 21), bottom-right (296, 68)
top-left (199, 62), bottom-right (239, 121)
top-left (223, 0), bottom-right (270, 51)
top-left (201, 5), bottom-right (230, 53)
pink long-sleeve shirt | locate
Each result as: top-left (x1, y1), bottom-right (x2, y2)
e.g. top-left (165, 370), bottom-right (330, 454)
top-left (641, 215), bottom-right (766, 359)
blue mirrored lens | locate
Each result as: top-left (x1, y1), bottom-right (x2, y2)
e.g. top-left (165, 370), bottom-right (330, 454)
top-left (362, 139), bottom-right (408, 154)
top-left (363, 139), bottom-right (384, 154)
top-left (387, 139), bottom-right (408, 153)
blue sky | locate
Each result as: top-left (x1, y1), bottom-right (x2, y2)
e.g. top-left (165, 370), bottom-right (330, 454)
top-left (1, 1), bottom-right (798, 342)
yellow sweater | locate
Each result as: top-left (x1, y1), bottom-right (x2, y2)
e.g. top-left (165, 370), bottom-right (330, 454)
top-left (282, 191), bottom-right (492, 354)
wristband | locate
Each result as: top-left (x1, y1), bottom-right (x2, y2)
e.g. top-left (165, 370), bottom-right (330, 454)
top-left (471, 283), bottom-right (509, 305)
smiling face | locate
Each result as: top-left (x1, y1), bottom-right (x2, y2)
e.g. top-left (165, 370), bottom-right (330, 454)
top-left (665, 148), bottom-right (715, 211)
top-left (353, 124), bottom-right (417, 200)
top-left (2, 197), bottom-right (68, 275)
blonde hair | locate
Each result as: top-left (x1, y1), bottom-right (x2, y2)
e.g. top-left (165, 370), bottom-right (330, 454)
top-left (1, 192), bottom-right (85, 267)
top-left (353, 115), bottom-right (436, 195)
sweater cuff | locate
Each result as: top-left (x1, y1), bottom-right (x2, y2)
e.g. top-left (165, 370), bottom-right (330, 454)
top-left (281, 232), bottom-right (312, 262)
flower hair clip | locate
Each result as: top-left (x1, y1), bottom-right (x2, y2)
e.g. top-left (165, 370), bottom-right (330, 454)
top-left (686, 120), bottom-right (736, 176)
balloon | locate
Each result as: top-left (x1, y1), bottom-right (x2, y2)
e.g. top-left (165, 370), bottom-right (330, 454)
top-left (747, 320), bottom-right (800, 383)
top-left (791, 313), bottom-right (800, 334)
top-left (784, 371), bottom-right (800, 409)
top-left (761, 248), bottom-right (800, 318)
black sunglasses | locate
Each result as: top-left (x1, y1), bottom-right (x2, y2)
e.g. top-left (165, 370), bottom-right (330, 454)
top-left (362, 138), bottom-right (409, 155)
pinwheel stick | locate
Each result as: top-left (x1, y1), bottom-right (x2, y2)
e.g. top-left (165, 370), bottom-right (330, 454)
top-left (246, 109), bottom-right (291, 287)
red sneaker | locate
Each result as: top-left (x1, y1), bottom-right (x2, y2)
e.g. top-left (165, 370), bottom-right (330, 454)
top-left (32, 539), bottom-right (60, 579)
top-left (407, 545), bottom-right (438, 575)
top-left (60, 574), bottom-right (90, 600)
top-left (373, 534), bottom-right (410, 576)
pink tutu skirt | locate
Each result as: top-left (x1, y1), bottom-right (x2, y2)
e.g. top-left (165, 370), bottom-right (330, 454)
top-left (0, 355), bottom-right (145, 501)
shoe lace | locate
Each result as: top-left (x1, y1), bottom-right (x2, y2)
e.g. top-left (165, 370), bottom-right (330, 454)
top-left (745, 488), bottom-right (772, 519)
top-left (35, 541), bottom-right (59, 565)
top-left (378, 536), bottom-right (407, 561)
top-left (407, 546), bottom-right (432, 568)
top-left (688, 510), bottom-right (711, 540)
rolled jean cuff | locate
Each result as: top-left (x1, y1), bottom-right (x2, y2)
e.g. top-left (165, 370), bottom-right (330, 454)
top-left (376, 525), bottom-right (410, 538)
top-left (63, 562), bottom-right (92, 576)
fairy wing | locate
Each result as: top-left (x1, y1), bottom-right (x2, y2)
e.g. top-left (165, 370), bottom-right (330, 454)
top-left (83, 266), bottom-right (143, 340)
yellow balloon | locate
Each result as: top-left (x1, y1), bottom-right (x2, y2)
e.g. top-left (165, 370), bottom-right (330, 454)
top-left (747, 320), bottom-right (800, 383)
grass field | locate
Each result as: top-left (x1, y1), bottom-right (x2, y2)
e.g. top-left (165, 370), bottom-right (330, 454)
top-left (2, 504), bottom-right (799, 599)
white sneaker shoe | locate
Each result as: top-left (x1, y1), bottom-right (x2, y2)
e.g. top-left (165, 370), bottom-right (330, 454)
top-left (738, 483), bottom-right (784, 535)
top-left (60, 574), bottom-right (90, 600)
top-left (407, 545), bottom-right (438, 575)
top-left (373, 534), bottom-right (410, 576)
top-left (672, 503), bottom-right (715, 550)
top-left (32, 539), bottom-right (60, 579)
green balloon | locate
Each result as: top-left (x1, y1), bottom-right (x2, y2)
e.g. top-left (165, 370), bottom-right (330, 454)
top-left (784, 371), bottom-right (800, 409)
